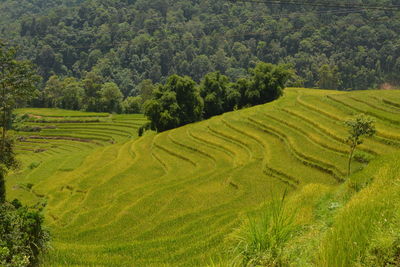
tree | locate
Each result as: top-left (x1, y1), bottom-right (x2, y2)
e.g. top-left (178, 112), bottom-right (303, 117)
top-left (0, 43), bottom-right (48, 267)
top-left (82, 72), bottom-right (103, 111)
top-left (0, 200), bottom-right (49, 266)
top-left (60, 78), bottom-right (85, 110)
top-left (345, 114), bottom-right (376, 176)
top-left (0, 137), bottom-right (18, 203)
top-left (317, 64), bottom-right (342, 90)
top-left (0, 42), bottom-right (39, 202)
top-left (136, 79), bottom-right (155, 104)
top-left (200, 72), bottom-right (230, 119)
top-left (122, 96), bottom-right (142, 114)
top-left (99, 82), bottom-right (123, 113)
top-left (245, 62), bottom-right (293, 106)
top-left (0, 43), bottom-right (40, 147)
top-left (43, 75), bottom-right (63, 108)
top-left (191, 55), bottom-right (214, 82)
top-left (144, 75), bottom-right (203, 132)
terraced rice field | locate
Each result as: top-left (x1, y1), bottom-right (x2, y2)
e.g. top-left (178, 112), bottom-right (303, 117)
top-left (5, 88), bottom-right (400, 266)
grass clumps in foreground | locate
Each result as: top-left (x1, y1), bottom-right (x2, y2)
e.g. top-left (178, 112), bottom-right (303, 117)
top-left (318, 154), bottom-right (400, 267)
top-left (226, 153), bottom-right (400, 267)
top-left (229, 191), bottom-right (298, 266)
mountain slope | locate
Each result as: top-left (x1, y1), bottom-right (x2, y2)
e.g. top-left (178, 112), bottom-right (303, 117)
top-left (6, 88), bottom-right (400, 266)
top-left (1, 0), bottom-right (399, 92)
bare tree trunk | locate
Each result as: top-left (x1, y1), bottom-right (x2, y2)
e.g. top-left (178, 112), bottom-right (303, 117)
top-left (347, 145), bottom-right (356, 177)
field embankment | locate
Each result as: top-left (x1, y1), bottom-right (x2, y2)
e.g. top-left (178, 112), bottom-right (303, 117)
top-left (6, 88), bottom-right (400, 266)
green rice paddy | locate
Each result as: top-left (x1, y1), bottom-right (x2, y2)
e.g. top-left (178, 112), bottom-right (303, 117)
top-left (5, 88), bottom-right (400, 266)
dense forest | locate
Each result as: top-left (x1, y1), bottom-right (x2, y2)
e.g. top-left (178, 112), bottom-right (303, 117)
top-left (1, 0), bottom-right (400, 101)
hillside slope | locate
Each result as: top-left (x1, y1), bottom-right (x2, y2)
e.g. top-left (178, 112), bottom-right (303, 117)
top-left (6, 88), bottom-right (400, 266)
top-left (1, 0), bottom-right (399, 91)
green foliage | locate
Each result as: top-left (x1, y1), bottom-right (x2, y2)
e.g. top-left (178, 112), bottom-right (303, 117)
top-left (43, 75), bottom-right (131, 114)
top-left (229, 192), bottom-right (297, 266)
top-left (135, 79), bottom-right (155, 104)
top-left (0, 135), bottom-right (19, 203)
top-left (145, 62), bottom-right (293, 132)
top-left (245, 62), bottom-right (293, 106)
top-left (0, 201), bottom-right (49, 267)
top-left (144, 74), bottom-right (203, 132)
top-left (345, 115), bottom-right (376, 145)
top-left (0, 168), bottom-right (5, 204)
top-left (43, 75), bottom-right (64, 108)
top-left (60, 78), bottom-right (85, 110)
top-left (0, 41), bottom-right (40, 140)
top-left (317, 65), bottom-right (342, 90)
top-left (99, 82), bottom-right (123, 113)
top-left (1, 0), bottom-right (399, 93)
top-left (200, 72), bottom-right (230, 119)
top-left (345, 114), bottom-right (376, 176)
top-left (318, 154), bottom-right (400, 267)
top-left (122, 96), bottom-right (142, 114)
top-left (82, 72), bottom-right (103, 111)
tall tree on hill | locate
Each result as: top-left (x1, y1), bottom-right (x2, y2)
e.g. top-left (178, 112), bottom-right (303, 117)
top-left (0, 42), bottom-right (40, 202)
top-left (99, 82), bottom-right (123, 113)
top-left (200, 72), bottom-right (230, 119)
top-left (82, 72), bottom-right (103, 111)
top-left (0, 43), bottom-right (48, 267)
top-left (245, 62), bottom-right (293, 106)
top-left (345, 114), bottom-right (376, 177)
top-left (43, 75), bottom-right (63, 108)
top-left (60, 78), bottom-right (85, 110)
top-left (144, 75), bottom-right (203, 132)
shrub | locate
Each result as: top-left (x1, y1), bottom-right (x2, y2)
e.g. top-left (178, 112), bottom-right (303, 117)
top-left (0, 201), bottom-right (49, 267)
top-left (353, 151), bottom-right (374, 164)
top-left (228, 192), bottom-right (298, 266)
top-left (122, 96), bottom-right (142, 114)
top-left (28, 162), bottom-right (40, 170)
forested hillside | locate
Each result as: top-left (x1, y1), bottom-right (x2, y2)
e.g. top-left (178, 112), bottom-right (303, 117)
top-left (1, 0), bottom-right (400, 95)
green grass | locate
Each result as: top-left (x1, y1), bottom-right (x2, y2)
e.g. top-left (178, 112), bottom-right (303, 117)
top-left (5, 88), bottom-right (400, 266)
top-left (15, 108), bottom-right (110, 117)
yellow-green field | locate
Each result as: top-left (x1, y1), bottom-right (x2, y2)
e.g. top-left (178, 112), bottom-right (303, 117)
top-left (5, 88), bottom-right (400, 266)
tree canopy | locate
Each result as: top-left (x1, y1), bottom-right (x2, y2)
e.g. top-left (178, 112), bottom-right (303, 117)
top-left (0, 0), bottom-right (399, 94)
top-left (144, 74), bottom-right (203, 132)
top-left (144, 62), bottom-right (292, 132)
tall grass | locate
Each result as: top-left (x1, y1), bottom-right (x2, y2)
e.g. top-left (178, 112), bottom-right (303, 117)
top-left (228, 191), bottom-right (298, 266)
top-left (317, 154), bottom-right (400, 267)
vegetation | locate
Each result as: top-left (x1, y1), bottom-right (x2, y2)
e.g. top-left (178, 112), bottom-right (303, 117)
top-left (345, 114), bottom-right (376, 176)
top-left (229, 191), bottom-right (297, 266)
top-left (144, 62), bottom-right (292, 132)
top-left (5, 88), bottom-right (400, 266)
top-left (0, 200), bottom-right (49, 267)
top-left (0, 42), bottom-right (40, 148)
top-left (144, 74), bottom-right (203, 132)
top-left (1, 1), bottom-right (400, 265)
top-left (0, 0), bottom-right (399, 99)
top-left (0, 42), bottom-right (48, 266)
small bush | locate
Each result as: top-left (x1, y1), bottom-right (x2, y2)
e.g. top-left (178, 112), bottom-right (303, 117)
top-left (28, 162), bottom-right (40, 170)
top-left (0, 201), bottom-right (49, 267)
top-left (138, 122), bottom-right (151, 137)
top-left (228, 191), bottom-right (298, 266)
top-left (13, 124), bottom-right (42, 132)
top-left (26, 183), bottom-right (34, 190)
top-left (353, 151), bottom-right (374, 164)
